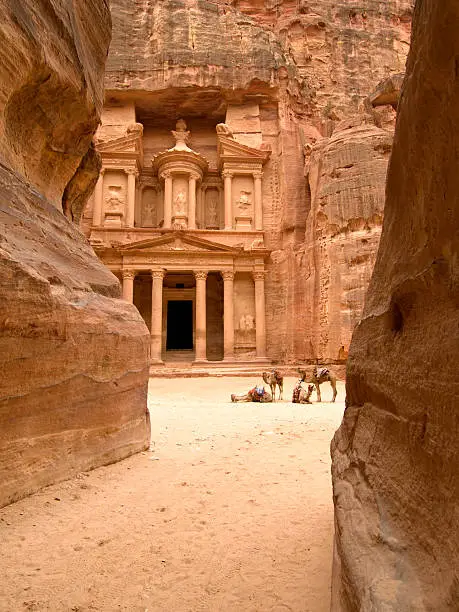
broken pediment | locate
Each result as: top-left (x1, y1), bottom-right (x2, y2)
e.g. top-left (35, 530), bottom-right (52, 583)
top-left (96, 125), bottom-right (144, 157)
top-left (217, 135), bottom-right (271, 167)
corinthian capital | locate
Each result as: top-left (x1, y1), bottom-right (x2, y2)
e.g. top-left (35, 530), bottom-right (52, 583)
top-left (122, 269), bottom-right (136, 280)
top-left (194, 271), bottom-right (208, 281)
top-left (252, 271), bottom-right (265, 282)
top-left (222, 169), bottom-right (234, 179)
top-left (222, 270), bottom-right (234, 281)
top-left (151, 270), bottom-right (165, 280)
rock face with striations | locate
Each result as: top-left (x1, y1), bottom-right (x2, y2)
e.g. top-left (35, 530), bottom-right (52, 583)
top-left (0, 1), bottom-right (151, 508)
top-left (99, 0), bottom-right (413, 364)
top-left (331, 0), bottom-right (459, 608)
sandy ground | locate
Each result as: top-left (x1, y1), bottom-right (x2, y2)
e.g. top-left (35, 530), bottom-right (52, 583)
top-left (0, 377), bottom-right (345, 612)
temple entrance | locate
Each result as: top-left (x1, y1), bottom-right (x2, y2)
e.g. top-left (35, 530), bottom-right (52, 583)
top-left (166, 300), bottom-right (193, 350)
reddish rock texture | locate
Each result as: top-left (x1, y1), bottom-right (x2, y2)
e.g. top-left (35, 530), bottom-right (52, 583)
top-left (0, 1), bottom-right (151, 508)
top-left (331, 1), bottom-right (459, 609)
top-left (102, 0), bottom-right (413, 364)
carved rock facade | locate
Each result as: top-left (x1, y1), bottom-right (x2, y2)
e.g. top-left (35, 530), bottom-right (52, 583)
top-left (0, 1), bottom-right (151, 507)
top-left (331, 1), bottom-right (459, 608)
top-left (84, 0), bottom-right (413, 365)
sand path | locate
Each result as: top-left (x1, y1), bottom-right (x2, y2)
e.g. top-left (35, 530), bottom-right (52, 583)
top-left (0, 377), bottom-right (344, 612)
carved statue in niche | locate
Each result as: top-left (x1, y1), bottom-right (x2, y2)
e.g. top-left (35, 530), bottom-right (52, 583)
top-left (174, 190), bottom-right (187, 215)
top-left (236, 190), bottom-right (252, 211)
top-left (142, 199), bottom-right (157, 227)
top-left (105, 185), bottom-right (125, 214)
top-left (239, 313), bottom-right (255, 332)
top-left (170, 118), bottom-right (192, 152)
top-left (207, 192), bottom-right (219, 227)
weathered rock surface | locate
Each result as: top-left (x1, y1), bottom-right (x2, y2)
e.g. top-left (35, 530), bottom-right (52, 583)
top-left (103, 0), bottom-right (413, 364)
top-left (331, 1), bottom-right (459, 608)
top-left (0, 1), bottom-right (151, 508)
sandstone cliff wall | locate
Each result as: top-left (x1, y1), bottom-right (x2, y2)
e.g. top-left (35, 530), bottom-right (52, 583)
top-left (0, 1), bottom-right (151, 508)
top-left (104, 0), bottom-right (412, 363)
top-left (331, 0), bottom-right (459, 608)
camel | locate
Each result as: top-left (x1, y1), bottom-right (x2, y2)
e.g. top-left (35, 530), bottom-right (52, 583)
top-left (299, 366), bottom-right (337, 402)
top-left (262, 369), bottom-right (284, 401)
top-left (231, 386), bottom-right (273, 403)
top-left (292, 381), bottom-right (315, 404)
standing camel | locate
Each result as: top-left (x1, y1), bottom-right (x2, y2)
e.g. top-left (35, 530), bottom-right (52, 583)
top-left (299, 366), bottom-right (337, 402)
top-left (262, 370), bottom-right (284, 401)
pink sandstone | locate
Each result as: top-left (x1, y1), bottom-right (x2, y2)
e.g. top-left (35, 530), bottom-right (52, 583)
top-left (331, 0), bottom-right (459, 608)
top-left (0, 0), bottom-right (151, 508)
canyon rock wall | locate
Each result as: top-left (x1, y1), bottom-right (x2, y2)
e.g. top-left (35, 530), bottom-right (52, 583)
top-left (102, 0), bottom-right (412, 363)
top-left (0, 1), bottom-right (151, 508)
top-left (331, 0), bottom-right (459, 609)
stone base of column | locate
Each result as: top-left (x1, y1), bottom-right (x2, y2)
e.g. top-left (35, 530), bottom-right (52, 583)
top-left (192, 359), bottom-right (209, 365)
top-left (254, 356), bottom-right (271, 364)
top-left (150, 358), bottom-right (164, 365)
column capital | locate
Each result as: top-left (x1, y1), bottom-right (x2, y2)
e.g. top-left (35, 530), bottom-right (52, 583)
top-left (122, 269), bottom-right (136, 279)
top-left (222, 270), bottom-right (235, 281)
top-left (194, 271), bottom-right (208, 281)
top-left (222, 169), bottom-right (234, 179)
top-left (125, 168), bottom-right (137, 176)
top-left (151, 269), bottom-right (165, 280)
top-left (188, 172), bottom-right (200, 182)
top-left (253, 170), bottom-right (263, 180)
top-left (252, 270), bottom-right (266, 282)
top-left (160, 170), bottom-right (172, 180)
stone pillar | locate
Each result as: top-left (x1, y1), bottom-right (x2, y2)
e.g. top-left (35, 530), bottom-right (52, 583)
top-left (126, 169), bottom-right (137, 227)
top-left (122, 270), bottom-right (135, 302)
top-left (223, 170), bottom-right (233, 230)
top-left (188, 174), bottom-right (197, 230)
top-left (222, 270), bottom-right (235, 361)
top-left (163, 171), bottom-right (173, 228)
top-left (151, 270), bottom-right (165, 364)
top-left (194, 271), bottom-right (208, 362)
top-left (92, 169), bottom-right (105, 226)
top-left (253, 171), bottom-right (263, 231)
top-left (253, 271), bottom-right (267, 359)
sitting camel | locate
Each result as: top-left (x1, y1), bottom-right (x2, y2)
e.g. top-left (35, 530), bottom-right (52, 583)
top-left (231, 385), bottom-right (273, 403)
top-left (299, 366), bottom-right (337, 403)
top-left (262, 369), bottom-right (284, 401)
top-left (292, 381), bottom-right (314, 404)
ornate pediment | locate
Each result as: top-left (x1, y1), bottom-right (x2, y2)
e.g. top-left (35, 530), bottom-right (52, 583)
top-left (120, 231), bottom-right (242, 254)
top-left (96, 124), bottom-right (144, 163)
top-left (217, 135), bottom-right (271, 166)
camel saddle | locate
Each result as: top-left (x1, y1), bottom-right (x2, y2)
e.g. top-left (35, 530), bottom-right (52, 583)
top-left (315, 367), bottom-right (329, 378)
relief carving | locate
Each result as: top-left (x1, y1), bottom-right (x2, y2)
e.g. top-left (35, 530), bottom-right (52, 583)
top-left (105, 185), bottom-right (125, 213)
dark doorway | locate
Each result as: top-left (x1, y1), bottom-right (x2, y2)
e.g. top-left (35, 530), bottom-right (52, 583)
top-left (166, 301), bottom-right (193, 350)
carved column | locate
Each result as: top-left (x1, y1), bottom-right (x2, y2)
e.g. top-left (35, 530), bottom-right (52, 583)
top-left (253, 171), bottom-right (263, 231)
top-left (222, 270), bottom-right (235, 361)
top-left (188, 173), bottom-right (197, 230)
top-left (122, 270), bottom-right (136, 303)
top-left (163, 171), bottom-right (173, 228)
top-left (253, 271), bottom-right (267, 359)
top-left (126, 169), bottom-right (137, 227)
top-left (194, 271), bottom-right (208, 362)
top-left (151, 270), bottom-right (165, 364)
top-left (223, 170), bottom-right (233, 230)
top-left (92, 169), bottom-right (105, 226)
